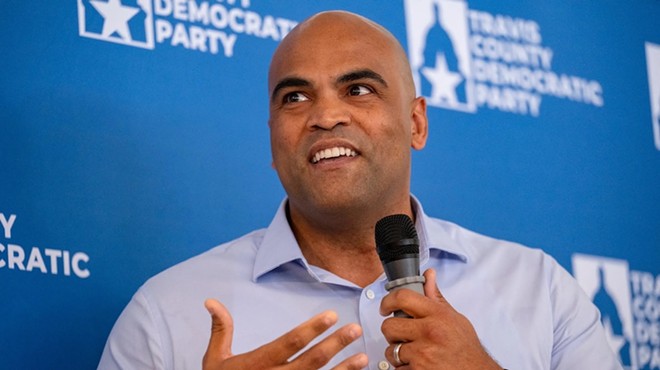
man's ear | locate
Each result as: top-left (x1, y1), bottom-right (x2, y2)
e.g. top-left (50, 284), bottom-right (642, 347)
top-left (410, 97), bottom-right (429, 150)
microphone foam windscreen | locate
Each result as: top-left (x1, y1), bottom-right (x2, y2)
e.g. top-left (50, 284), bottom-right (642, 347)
top-left (375, 214), bottom-right (419, 263)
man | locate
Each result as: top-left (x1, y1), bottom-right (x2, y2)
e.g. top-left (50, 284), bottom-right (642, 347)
top-left (98, 11), bottom-right (621, 370)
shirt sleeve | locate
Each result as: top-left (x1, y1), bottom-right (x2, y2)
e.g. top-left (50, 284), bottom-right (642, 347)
top-left (546, 255), bottom-right (623, 370)
top-left (97, 289), bottom-right (167, 370)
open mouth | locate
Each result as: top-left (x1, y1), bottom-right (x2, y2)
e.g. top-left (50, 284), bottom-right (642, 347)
top-left (311, 146), bottom-right (358, 164)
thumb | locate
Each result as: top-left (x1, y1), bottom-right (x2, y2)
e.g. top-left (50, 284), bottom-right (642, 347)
top-left (423, 268), bottom-right (445, 302)
top-left (203, 298), bottom-right (234, 368)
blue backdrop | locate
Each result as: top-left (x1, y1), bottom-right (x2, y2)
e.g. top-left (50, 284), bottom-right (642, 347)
top-left (1, 1), bottom-right (658, 369)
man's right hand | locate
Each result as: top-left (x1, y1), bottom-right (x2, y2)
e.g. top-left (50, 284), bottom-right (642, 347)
top-left (202, 299), bottom-right (369, 370)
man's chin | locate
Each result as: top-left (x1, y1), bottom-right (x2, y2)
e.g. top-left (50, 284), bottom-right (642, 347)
top-left (292, 192), bottom-right (373, 217)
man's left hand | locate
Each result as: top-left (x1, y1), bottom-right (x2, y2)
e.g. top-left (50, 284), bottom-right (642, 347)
top-left (380, 268), bottom-right (503, 370)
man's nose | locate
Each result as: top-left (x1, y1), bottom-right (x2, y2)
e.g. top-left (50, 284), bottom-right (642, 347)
top-left (307, 94), bottom-right (351, 130)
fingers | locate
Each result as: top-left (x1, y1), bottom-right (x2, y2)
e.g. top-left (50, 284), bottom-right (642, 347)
top-left (331, 352), bottom-right (369, 370)
top-left (203, 299), bottom-right (234, 367)
top-left (380, 268), bottom-right (449, 317)
top-left (293, 323), bottom-right (365, 369)
top-left (385, 342), bottom-right (412, 369)
top-left (380, 269), bottom-right (452, 345)
top-left (256, 310), bottom-right (341, 365)
top-left (379, 288), bottom-right (426, 318)
top-left (202, 301), bottom-right (367, 370)
top-left (203, 303), bottom-right (365, 370)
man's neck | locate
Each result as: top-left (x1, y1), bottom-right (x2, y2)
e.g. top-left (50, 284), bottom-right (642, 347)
top-left (286, 198), bottom-right (415, 288)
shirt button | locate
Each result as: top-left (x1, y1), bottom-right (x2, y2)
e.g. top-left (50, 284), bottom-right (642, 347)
top-left (378, 360), bottom-right (391, 370)
top-left (365, 289), bottom-right (376, 300)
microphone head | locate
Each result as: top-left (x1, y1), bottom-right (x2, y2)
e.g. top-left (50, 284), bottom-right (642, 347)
top-left (375, 214), bottom-right (420, 265)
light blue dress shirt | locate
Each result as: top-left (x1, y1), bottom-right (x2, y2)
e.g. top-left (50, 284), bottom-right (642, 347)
top-left (98, 197), bottom-right (622, 370)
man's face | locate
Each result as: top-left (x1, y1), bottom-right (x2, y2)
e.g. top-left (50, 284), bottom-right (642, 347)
top-left (268, 14), bottom-right (427, 220)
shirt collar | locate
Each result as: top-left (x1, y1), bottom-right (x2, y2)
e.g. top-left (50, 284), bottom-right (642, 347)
top-left (410, 195), bottom-right (471, 265)
top-left (252, 196), bottom-right (470, 282)
top-left (252, 199), bottom-right (305, 282)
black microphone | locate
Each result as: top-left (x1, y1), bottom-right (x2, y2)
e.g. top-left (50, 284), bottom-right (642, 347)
top-left (375, 214), bottom-right (425, 318)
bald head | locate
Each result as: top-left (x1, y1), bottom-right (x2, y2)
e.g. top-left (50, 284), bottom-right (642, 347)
top-left (268, 11), bottom-right (416, 101)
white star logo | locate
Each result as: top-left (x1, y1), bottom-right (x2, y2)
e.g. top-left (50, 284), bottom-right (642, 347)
top-left (421, 52), bottom-right (463, 106)
top-left (90, 0), bottom-right (140, 41)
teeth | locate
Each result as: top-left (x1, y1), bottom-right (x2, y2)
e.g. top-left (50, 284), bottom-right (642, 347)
top-left (312, 146), bottom-right (357, 163)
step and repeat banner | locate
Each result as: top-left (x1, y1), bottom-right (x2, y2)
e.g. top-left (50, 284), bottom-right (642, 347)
top-left (1, 1), bottom-right (659, 369)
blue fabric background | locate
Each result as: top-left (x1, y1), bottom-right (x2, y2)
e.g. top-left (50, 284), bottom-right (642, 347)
top-left (1, 1), bottom-right (658, 369)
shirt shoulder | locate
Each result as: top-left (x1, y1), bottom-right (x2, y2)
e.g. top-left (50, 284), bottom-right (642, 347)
top-left (139, 228), bottom-right (267, 300)
top-left (424, 215), bottom-right (550, 267)
top-left (97, 228), bottom-right (270, 369)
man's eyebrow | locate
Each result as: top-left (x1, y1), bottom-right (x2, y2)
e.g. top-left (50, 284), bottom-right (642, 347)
top-left (337, 69), bottom-right (388, 87)
top-left (271, 77), bottom-right (310, 102)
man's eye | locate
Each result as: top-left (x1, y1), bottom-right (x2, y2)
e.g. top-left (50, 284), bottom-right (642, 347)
top-left (348, 85), bottom-right (373, 96)
top-left (283, 92), bottom-right (309, 103)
